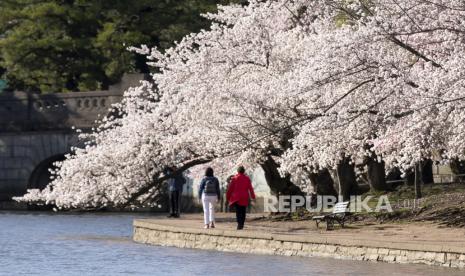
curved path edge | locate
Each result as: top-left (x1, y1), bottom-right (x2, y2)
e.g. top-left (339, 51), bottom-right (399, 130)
top-left (133, 219), bottom-right (465, 269)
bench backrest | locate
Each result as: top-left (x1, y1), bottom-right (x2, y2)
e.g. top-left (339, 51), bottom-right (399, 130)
top-left (332, 201), bottom-right (350, 214)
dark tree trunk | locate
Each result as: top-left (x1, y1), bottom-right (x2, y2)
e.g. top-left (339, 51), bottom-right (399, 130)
top-left (366, 155), bottom-right (391, 191)
top-left (414, 162), bottom-right (423, 199)
top-left (332, 157), bottom-right (358, 201)
top-left (450, 159), bottom-right (465, 175)
top-left (260, 156), bottom-right (303, 196)
top-left (450, 158), bottom-right (465, 182)
top-left (386, 167), bottom-right (406, 187)
top-left (421, 159), bottom-right (434, 184)
top-left (308, 168), bottom-right (337, 196)
top-left (406, 160), bottom-right (433, 186)
top-left (386, 167), bottom-right (402, 181)
top-left (405, 169), bottom-right (415, 185)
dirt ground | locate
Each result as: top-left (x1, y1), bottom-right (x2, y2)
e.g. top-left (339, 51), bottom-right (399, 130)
top-left (153, 212), bottom-right (465, 251)
top-left (144, 184), bottom-right (465, 250)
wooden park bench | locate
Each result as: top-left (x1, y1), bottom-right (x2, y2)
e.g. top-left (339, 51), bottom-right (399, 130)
top-left (312, 201), bottom-right (350, 230)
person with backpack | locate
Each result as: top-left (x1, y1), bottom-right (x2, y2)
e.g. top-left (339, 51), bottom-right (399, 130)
top-left (198, 167), bottom-right (221, 229)
top-left (226, 166), bottom-right (256, 230)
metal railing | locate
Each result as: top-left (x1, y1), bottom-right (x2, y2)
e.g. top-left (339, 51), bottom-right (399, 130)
top-left (433, 173), bottom-right (465, 184)
top-left (386, 174), bottom-right (465, 185)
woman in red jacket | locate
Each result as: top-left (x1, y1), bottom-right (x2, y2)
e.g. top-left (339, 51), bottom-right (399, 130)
top-left (226, 166), bottom-right (256, 230)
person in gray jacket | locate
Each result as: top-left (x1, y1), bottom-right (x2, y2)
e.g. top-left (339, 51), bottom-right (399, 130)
top-left (198, 167), bottom-right (220, 229)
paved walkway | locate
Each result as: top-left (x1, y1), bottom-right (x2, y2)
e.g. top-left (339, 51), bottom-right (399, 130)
top-left (136, 213), bottom-right (465, 253)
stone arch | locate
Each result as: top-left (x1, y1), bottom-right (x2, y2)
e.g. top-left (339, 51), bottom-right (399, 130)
top-left (28, 154), bottom-right (66, 190)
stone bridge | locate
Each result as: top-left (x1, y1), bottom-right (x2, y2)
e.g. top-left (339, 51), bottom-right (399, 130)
top-left (0, 74), bottom-right (143, 206)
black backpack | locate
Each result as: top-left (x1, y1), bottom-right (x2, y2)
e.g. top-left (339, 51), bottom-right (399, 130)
top-left (204, 178), bottom-right (217, 194)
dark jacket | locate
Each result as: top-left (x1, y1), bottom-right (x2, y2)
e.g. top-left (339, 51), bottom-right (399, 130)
top-left (167, 172), bottom-right (186, 192)
top-left (198, 176), bottom-right (221, 200)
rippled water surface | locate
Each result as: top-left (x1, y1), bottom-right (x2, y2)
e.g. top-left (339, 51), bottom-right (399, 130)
top-left (0, 212), bottom-right (462, 276)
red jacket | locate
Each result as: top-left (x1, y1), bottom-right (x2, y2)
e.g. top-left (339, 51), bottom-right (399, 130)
top-left (226, 173), bottom-right (256, 206)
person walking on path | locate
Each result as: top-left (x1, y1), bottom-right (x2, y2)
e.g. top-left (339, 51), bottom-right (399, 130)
top-left (166, 166), bottom-right (186, 218)
top-left (198, 167), bottom-right (221, 229)
top-left (223, 175), bottom-right (234, 212)
top-left (226, 166), bottom-right (256, 230)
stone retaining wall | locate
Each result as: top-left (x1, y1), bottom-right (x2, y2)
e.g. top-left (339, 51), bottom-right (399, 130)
top-left (133, 220), bottom-right (465, 269)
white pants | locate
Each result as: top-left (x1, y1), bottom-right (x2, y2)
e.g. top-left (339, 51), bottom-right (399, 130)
top-left (202, 194), bottom-right (217, 225)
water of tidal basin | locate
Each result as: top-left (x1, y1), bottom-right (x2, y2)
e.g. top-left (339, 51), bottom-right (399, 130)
top-left (0, 212), bottom-right (462, 276)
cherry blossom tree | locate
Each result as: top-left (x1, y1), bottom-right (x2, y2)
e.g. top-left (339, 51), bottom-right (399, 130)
top-left (17, 0), bottom-right (465, 208)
